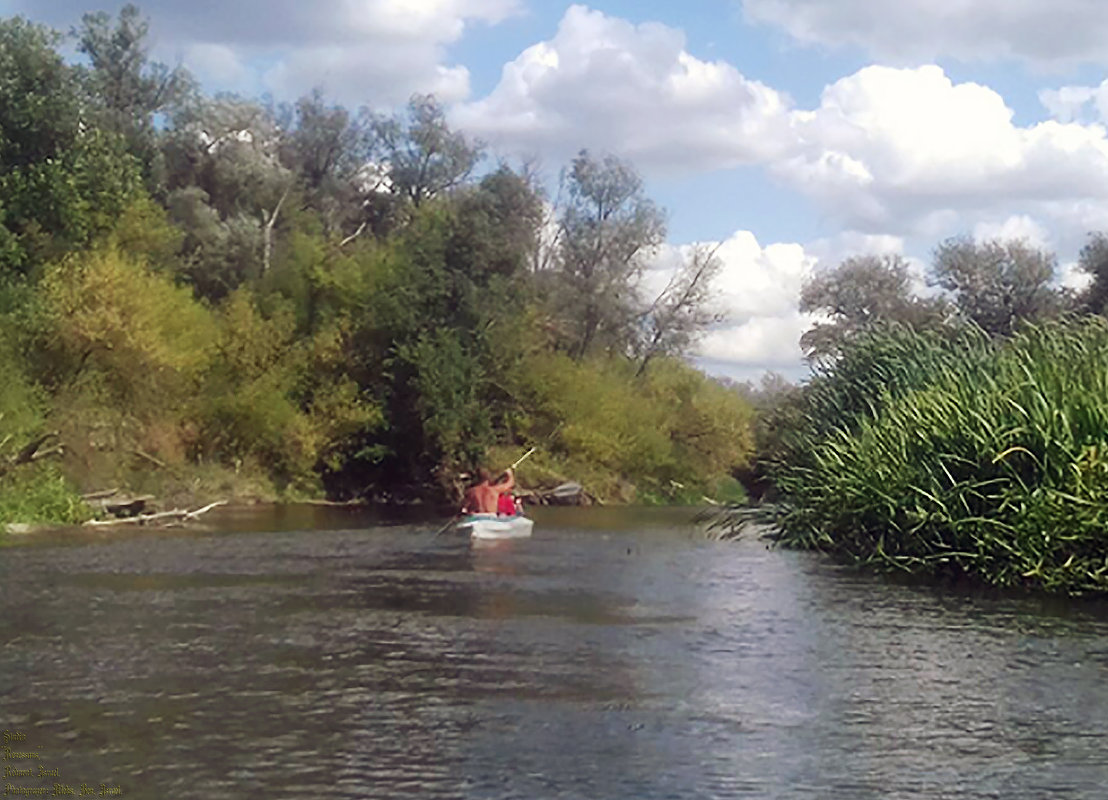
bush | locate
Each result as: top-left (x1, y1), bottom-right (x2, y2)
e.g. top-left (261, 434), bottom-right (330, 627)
top-left (0, 309), bottom-right (91, 526)
top-left (502, 352), bottom-right (755, 503)
top-left (195, 290), bottom-right (315, 490)
top-left (37, 246), bottom-right (215, 406)
top-left (0, 464), bottom-right (90, 527)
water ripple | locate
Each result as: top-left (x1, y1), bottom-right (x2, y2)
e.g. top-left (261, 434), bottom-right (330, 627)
top-left (2, 507), bottom-right (1108, 798)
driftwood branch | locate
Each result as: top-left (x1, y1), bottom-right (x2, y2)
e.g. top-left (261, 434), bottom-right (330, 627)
top-left (14, 432), bottom-right (61, 466)
top-left (84, 500), bottom-right (228, 528)
top-left (132, 449), bottom-right (167, 469)
top-left (0, 432), bottom-right (64, 480)
top-left (84, 493), bottom-right (155, 516)
top-left (81, 488), bottom-right (121, 501)
top-left (33, 444), bottom-right (64, 459)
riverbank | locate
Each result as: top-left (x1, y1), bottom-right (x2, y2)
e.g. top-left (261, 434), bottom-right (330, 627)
top-left (1, 498), bottom-right (722, 544)
top-left (0, 454), bottom-right (745, 538)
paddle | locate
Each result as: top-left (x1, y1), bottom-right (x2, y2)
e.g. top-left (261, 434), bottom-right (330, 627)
top-left (434, 447), bottom-right (537, 536)
top-left (433, 512), bottom-right (463, 537)
top-left (508, 446), bottom-right (536, 471)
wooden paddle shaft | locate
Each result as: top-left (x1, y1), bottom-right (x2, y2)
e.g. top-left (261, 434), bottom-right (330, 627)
top-left (509, 446), bottom-right (536, 470)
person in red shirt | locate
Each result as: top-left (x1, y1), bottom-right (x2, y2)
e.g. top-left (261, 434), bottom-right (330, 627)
top-left (462, 468), bottom-right (515, 515)
top-left (497, 491), bottom-right (519, 516)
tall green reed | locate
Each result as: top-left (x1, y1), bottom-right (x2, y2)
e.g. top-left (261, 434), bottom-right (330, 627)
top-left (762, 317), bottom-right (1108, 594)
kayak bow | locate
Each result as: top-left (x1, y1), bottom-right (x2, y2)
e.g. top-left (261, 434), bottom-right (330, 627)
top-left (456, 514), bottom-right (534, 540)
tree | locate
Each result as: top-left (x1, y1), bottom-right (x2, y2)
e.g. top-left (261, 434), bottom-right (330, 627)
top-left (279, 90), bottom-right (367, 190)
top-left (36, 246), bottom-right (215, 413)
top-left (449, 165), bottom-right (544, 283)
top-left (277, 89), bottom-right (377, 240)
top-left (0, 18), bottom-right (79, 169)
top-left (931, 236), bottom-right (1062, 337)
top-left (162, 95), bottom-right (293, 298)
top-left (325, 170), bottom-right (541, 497)
top-left (551, 150), bottom-right (666, 359)
top-left (728, 370), bottom-right (797, 409)
top-left (372, 94), bottom-right (482, 208)
top-left (1078, 231), bottom-right (1108, 317)
top-left (635, 243), bottom-right (724, 376)
top-left (799, 253), bottom-right (947, 360)
top-left (74, 4), bottom-right (194, 186)
top-left (0, 16), bottom-right (141, 273)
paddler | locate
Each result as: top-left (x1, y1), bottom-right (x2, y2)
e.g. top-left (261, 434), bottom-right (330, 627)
top-left (462, 467), bottom-right (515, 515)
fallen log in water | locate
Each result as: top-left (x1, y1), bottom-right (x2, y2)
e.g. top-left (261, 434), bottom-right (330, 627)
top-left (82, 491), bottom-right (157, 517)
top-left (83, 500), bottom-right (228, 528)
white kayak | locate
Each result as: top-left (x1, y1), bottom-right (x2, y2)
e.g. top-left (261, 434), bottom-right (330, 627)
top-left (456, 514), bottom-right (534, 540)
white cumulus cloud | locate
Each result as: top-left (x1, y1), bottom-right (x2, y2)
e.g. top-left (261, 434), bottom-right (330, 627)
top-left (643, 231), bottom-right (817, 369)
top-left (456, 11), bottom-right (1108, 245)
top-left (15, 0), bottom-right (520, 107)
top-left (1040, 80), bottom-right (1108, 124)
top-left (742, 0), bottom-right (1108, 67)
top-left (180, 43), bottom-right (255, 94)
top-left (971, 215), bottom-right (1051, 249)
top-left (778, 66), bottom-right (1108, 235)
top-left (452, 4), bottom-right (792, 171)
top-left (262, 44), bottom-right (473, 105)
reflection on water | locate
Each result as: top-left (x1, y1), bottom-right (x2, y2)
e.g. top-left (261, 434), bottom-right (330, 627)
top-left (2, 505), bottom-right (1108, 798)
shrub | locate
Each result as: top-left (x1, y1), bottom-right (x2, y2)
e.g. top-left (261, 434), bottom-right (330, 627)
top-left (0, 464), bottom-right (90, 527)
top-left (502, 352), bottom-right (755, 503)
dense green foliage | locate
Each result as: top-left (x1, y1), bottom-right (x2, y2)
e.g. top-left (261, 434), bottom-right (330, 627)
top-left (741, 210), bottom-right (1108, 596)
top-left (758, 320), bottom-right (1108, 594)
top-left (0, 7), bottom-right (753, 527)
top-left (496, 353), bottom-right (753, 504)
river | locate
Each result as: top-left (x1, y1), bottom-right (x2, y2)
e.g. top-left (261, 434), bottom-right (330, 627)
top-left (2, 505), bottom-right (1107, 799)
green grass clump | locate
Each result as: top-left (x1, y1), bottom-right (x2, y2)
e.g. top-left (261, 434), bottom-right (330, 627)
top-left (767, 318), bottom-right (1108, 595)
top-left (0, 464), bottom-right (92, 528)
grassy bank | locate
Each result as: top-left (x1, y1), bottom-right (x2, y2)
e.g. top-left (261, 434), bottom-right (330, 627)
top-left (0, 345), bottom-right (753, 530)
top-left (761, 319), bottom-right (1108, 595)
top-left (0, 465), bottom-right (92, 528)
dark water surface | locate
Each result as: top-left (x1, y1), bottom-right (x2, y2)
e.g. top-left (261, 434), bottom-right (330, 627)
top-left (3, 505), bottom-right (1108, 799)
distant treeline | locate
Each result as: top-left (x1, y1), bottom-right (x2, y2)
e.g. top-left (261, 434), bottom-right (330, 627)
top-left (0, 6), bottom-right (754, 523)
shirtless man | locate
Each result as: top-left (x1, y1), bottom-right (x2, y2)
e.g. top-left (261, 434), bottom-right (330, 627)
top-left (462, 468), bottom-right (514, 514)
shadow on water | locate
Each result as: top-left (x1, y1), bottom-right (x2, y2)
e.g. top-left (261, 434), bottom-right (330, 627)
top-left (2, 505), bottom-right (1108, 798)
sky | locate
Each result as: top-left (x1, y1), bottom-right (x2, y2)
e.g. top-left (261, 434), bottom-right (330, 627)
top-left (8, 0), bottom-right (1108, 382)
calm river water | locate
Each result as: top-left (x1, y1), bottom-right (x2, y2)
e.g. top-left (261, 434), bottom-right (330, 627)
top-left (2, 505), bottom-right (1108, 799)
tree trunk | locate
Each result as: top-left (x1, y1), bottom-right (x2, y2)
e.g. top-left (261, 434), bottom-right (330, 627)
top-left (574, 307), bottom-right (600, 360)
top-left (261, 185), bottom-right (291, 274)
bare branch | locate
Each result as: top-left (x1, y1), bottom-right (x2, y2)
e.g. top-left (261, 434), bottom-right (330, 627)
top-left (261, 183), bottom-right (292, 274)
top-left (339, 221), bottom-right (368, 248)
top-left (13, 432), bottom-right (60, 466)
